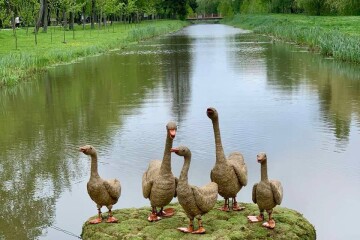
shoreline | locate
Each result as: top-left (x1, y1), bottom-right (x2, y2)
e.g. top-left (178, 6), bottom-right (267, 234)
top-left (0, 20), bottom-right (189, 87)
top-left (223, 14), bottom-right (360, 64)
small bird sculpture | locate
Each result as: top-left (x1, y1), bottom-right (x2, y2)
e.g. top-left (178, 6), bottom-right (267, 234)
top-left (79, 145), bottom-right (121, 224)
top-left (171, 146), bottom-right (218, 234)
top-left (247, 152), bottom-right (283, 229)
top-left (207, 107), bottom-right (248, 211)
top-left (142, 121), bottom-right (178, 221)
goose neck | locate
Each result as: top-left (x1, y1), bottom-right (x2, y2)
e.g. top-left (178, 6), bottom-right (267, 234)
top-left (212, 118), bottom-right (226, 163)
top-left (261, 162), bottom-right (268, 181)
top-left (90, 153), bottom-right (100, 178)
top-left (179, 154), bottom-right (191, 184)
top-left (160, 134), bottom-right (173, 173)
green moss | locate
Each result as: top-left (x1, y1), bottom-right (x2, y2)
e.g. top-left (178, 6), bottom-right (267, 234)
top-left (81, 201), bottom-right (316, 240)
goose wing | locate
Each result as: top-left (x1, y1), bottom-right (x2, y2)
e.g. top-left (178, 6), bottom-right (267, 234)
top-left (228, 152), bottom-right (248, 186)
top-left (103, 179), bottom-right (121, 201)
top-left (270, 180), bottom-right (283, 205)
top-left (252, 183), bottom-right (258, 204)
top-left (142, 160), bottom-right (161, 198)
top-left (192, 182), bottom-right (218, 213)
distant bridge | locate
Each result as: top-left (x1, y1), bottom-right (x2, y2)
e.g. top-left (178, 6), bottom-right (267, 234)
top-left (186, 15), bottom-right (223, 21)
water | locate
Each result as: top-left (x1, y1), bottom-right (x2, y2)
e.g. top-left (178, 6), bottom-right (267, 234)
top-left (0, 24), bottom-right (360, 240)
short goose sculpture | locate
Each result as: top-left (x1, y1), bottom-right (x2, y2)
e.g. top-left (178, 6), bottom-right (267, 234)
top-left (207, 107), bottom-right (248, 211)
top-left (171, 146), bottom-right (218, 234)
top-left (248, 152), bottom-right (283, 229)
top-left (142, 121), bottom-right (178, 221)
top-left (79, 145), bottom-right (121, 224)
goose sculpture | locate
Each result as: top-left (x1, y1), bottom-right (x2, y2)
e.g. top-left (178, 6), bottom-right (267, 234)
top-left (142, 121), bottom-right (178, 222)
top-left (247, 152), bottom-right (283, 229)
top-left (207, 107), bottom-right (248, 211)
top-left (79, 145), bottom-right (121, 224)
top-left (171, 146), bottom-right (218, 234)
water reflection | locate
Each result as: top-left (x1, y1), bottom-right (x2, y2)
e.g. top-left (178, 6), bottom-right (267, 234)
top-left (1, 24), bottom-right (360, 240)
top-left (264, 43), bottom-right (360, 149)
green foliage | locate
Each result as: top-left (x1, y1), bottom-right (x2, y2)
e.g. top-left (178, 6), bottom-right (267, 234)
top-left (218, 0), bottom-right (234, 18)
top-left (81, 201), bottom-right (316, 239)
top-left (240, 0), bottom-right (267, 14)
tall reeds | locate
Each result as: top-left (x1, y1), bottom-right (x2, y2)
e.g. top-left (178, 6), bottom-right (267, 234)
top-left (225, 14), bottom-right (360, 64)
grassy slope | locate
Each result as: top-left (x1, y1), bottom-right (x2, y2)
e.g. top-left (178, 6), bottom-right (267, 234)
top-left (224, 14), bottom-right (360, 63)
top-left (81, 201), bottom-right (316, 240)
top-left (0, 20), bottom-right (188, 87)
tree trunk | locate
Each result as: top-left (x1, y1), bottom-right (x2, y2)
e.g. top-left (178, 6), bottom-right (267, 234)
top-left (35, 0), bottom-right (45, 33)
top-left (62, 8), bottom-right (67, 29)
top-left (91, 0), bottom-right (96, 29)
top-left (82, 6), bottom-right (86, 30)
top-left (43, 0), bottom-right (48, 32)
top-left (69, 11), bottom-right (74, 30)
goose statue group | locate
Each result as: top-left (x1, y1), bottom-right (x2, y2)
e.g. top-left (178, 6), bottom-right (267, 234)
top-left (79, 107), bottom-right (283, 233)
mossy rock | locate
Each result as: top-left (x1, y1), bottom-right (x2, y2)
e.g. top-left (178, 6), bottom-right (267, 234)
top-left (81, 201), bottom-right (316, 239)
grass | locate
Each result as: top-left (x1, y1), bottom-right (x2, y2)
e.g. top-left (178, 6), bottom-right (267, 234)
top-left (0, 20), bottom-right (188, 87)
top-left (81, 201), bottom-right (316, 239)
top-left (224, 14), bottom-right (360, 63)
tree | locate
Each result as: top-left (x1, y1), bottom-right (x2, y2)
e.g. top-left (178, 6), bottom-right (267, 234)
top-left (218, 0), bottom-right (234, 18)
top-left (297, 0), bottom-right (329, 15)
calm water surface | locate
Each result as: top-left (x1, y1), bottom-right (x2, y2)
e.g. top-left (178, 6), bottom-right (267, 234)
top-left (1, 24), bottom-right (360, 240)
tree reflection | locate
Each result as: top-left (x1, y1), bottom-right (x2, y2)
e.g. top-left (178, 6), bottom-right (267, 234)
top-left (264, 43), bottom-right (360, 147)
top-left (0, 50), bottom-right (164, 239)
top-left (161, 34), bottom-right (192, 123)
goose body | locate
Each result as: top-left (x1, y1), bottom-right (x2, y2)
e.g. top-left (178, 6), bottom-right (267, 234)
top-left (142, 121), bottom-right (178, 221)
top-left (79, 145), bottom-right (121, 224)
top-left (171, 146), bottom-right (218, 234)
top-left (207, 107), bottom-right (248, 211)
top-left (248, 152), bottom-right (283, 229)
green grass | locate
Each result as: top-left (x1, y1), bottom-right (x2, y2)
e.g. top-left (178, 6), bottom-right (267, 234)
top-left (81, 201), bottom-right (316, 239)
top-left (0, 20), bottom-right (188, 87)
top-left (224, 14), bottom-right (360, 63)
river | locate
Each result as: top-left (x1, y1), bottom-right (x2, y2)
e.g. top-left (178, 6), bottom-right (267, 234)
top-left (0, 24), bottom-right (360, 240)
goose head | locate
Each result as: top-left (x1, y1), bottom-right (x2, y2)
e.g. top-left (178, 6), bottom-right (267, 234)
top-left (166, 121), bottom-right (177, 139)
top-left (257, 152), bottom-right (267, 164)
top-left (170, 146), bottom-right (191, 158)
top-left (206, 107), bottom-right (218, 120)
top-left (79, 145), bottom-right (96, 156)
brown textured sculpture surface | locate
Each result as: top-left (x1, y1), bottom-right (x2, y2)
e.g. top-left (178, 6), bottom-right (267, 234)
top-left (207, 107), bottom-right (248, 211)
top-left (247, 152), bottom-right (283, 229)
top-left (79, 145), bottom-right (121, 224)
top-left (171, 146), bottom-right (218, 234)
top-left (142, 121), bottom-right (178, 221)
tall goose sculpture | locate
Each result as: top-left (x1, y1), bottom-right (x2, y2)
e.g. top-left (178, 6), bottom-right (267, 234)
top-left (79, 145), bottom-right (121, 224)
top-left (207, 107), bottom-right (248, 211)
top-left (248, 152), bottom-right (283, 229)
top-left (142, 121), bottom-right (178, 221)
top-left (171, 146), bottom-right (218, 234)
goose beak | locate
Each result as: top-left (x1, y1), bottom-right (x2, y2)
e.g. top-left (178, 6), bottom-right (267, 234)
top-left (79, 146), bottom-right (86, 153)
top-left (170, 148), bottom-right (179, 153)
top-left (169, 129), bottom-right (176, 139)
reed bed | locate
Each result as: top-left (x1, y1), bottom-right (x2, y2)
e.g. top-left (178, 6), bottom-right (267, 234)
top-left (225, 14), bottom-right (360, 64)
top-left (0, 20), bottom-right (188, 87)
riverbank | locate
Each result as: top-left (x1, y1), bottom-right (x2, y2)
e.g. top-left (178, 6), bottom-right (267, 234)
top-left (0, 20), bottom-right (188, 87)
top-left (81, 201), bottom-right (316, 239)
top-left (224, 14), bottom-right (360, 63)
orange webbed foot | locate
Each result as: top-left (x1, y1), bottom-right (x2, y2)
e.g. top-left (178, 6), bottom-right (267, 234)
top-left (106, 216), bottom-right (118, 223)
top-left (158, 208), bottom-right (175, 217)
top-left (148, 212), bottom-right (161, 222)
top-left (89, 218), bottom-right (102, 224)
top-left (247, 215), bottom-right (264, 223)
top-left (177, 226), bottom-right (194, 233)
top-left (192, 227), bottom-right (206, 234)
top-left (262, 219), bottom-right (276, 229)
